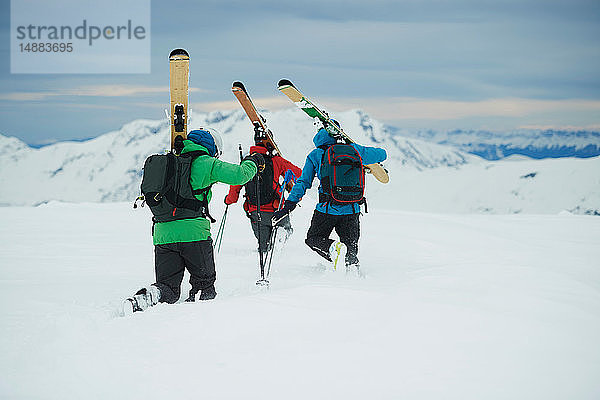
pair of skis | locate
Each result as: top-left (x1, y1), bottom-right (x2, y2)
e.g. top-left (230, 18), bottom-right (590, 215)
top-left (277, 80), bottom-right (389, 184)
top-left (168, 49), bottom-right (190, 154)
top-left (232, 81), bottom-right (282, 157)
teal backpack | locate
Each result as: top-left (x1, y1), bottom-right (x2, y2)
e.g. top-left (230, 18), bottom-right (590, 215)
top-left (319, 144), bottom-right (365, 206)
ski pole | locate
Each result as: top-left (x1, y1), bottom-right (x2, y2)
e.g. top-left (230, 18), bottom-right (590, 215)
top-left (255, 171), bottom-right (268, 286)
top-left (213, 205), bottom-right (229, 253)
top-left (265, 197), bottom-right (286, 278)
top-left (215, 145), bottom-right (242, 254)
top-left (266, 170), bottom-right (296, 278)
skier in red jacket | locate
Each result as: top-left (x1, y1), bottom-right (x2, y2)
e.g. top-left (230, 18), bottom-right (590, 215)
top-left (225, 140), bottom-right (302, 257)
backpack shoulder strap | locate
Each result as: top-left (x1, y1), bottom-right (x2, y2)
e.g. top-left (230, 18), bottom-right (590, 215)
top-left (318, 145), bottom-right (332, 211)
top-left (191, 184), bottom-right (216, 223)
top-left (169, 150), bottom-right (216, 222)
top-left (180, 149), bottom-right (209, 159)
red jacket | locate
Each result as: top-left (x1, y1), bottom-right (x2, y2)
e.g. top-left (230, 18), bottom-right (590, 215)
top-left (225, 146), bottom-right (302, 213)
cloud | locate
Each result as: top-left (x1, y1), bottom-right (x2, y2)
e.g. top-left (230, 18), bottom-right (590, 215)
top-left (190, 96), bottom-right (600, 126)
top-left (318, 97), bottom-right (600, 121)
top-left (157, 0), bottom-right (600, 25)
top-left (0, 85), bottom-right (206, 101)
top-left (190, 97), bottom-right (291, 112)
top-left (189, 95), bottom-right (600, 130)
top-left (6, 87), bottom-right (598, 125)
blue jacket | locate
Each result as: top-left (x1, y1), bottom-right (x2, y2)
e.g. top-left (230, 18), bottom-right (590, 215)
top-left (287, 128), bottom-right (387, 215)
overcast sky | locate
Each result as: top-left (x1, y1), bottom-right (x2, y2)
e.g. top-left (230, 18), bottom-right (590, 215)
top-left (1, 0), bottom-right (599, 144)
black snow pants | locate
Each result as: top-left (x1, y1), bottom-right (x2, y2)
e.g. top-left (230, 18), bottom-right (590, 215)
top-left (153, 239), bottom-right (215, 304)
top-left (305, 210), bottom-right (360, 266)
top-left (249, 210), bottom-right (292, 253)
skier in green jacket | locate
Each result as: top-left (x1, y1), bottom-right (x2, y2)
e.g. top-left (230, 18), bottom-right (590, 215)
top-left (125, 128), bottom-right (264, 313)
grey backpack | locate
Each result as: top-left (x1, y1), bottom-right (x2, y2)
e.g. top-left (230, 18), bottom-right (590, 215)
top-left (139, 150), bottom-right (214, 223)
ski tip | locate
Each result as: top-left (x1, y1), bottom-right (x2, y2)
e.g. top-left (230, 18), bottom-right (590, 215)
top-left (169, 48), bottom-right (189, 60)
top-left (277, 79), bottom-right (294, 89)
top-left (232, 81), bottom-right (247, 92)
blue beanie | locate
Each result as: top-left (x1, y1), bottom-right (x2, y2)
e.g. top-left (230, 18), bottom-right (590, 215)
top-left (187, 130), bottom-right (217, 157)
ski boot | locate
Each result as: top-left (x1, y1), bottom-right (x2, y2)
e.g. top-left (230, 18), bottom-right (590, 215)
top-left (123, 285), bottom-right (161, 314)
top-left (346, 262), bottom-right (363, 277)
top-left (328, 241), bottom-right (347, 271)
top-left (199, 285), bottom-right (217, 301)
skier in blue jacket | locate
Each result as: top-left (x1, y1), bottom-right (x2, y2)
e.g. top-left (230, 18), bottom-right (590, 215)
top-left (273, 123), bottom-right (387, 270)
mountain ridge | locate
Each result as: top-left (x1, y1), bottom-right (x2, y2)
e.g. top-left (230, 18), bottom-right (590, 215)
top-left (4, 110), bottom-right (599, 160)
top-left (396, 128), bottom-right (600, 160)
top-left (0, 108), bottom-right (474, 206)
top-left (1, 108), bottom-right (598, 214)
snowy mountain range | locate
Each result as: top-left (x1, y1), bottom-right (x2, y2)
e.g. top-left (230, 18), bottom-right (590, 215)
top-left (0, 108), bottom-right (473, 206)
top-left (397, 128), bottom-right (600, 160)
top-left (0, 108), bottom-right (599, 215)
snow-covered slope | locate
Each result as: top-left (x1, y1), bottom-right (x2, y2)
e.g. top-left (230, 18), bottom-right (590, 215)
top-left (0, 108), bottom-right (473, 206)
top-left (372, 156), bottom-right (600, 215)
top-left (398, 128), bottom-right (600, 160)
top-left (1, 201), bottom-right (599, 399)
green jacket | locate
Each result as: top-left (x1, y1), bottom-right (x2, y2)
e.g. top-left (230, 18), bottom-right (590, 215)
top-left (153, 140), bottom-right (257, 245)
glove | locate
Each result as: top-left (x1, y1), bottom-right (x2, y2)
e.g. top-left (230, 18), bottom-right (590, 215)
top-left (224, 195), bottom-right (235, 205)
top-left (243, 152), bottom-right (266, 172)
top-left (272, 200), bottom-right (297, 226)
